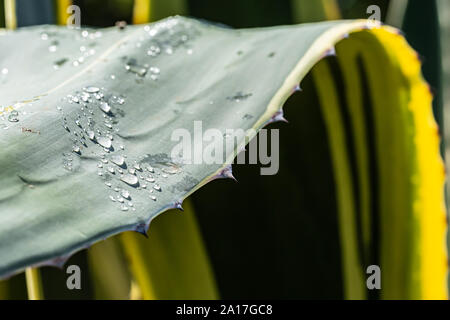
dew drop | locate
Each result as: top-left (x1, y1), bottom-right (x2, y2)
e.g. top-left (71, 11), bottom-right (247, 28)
top-left (153, 184), bottom-right (161, 192)
top-left (7, 110), bottom-right (19, 122)
top-left (97, 136), bottom-right (112, 149)
top-left (111, 155), bottom-right (125, 166)
top-left (84, 86), bottom-right (100, 93)
top-left (120, 204), bottom-right (129, 211)
top-left (121, 189), bottom-right (130, 199)
top-left (99, 102), bottom-right (111, 114)
top-left (87, 130), bottom-right (95, 140)
top-left (72, 145), bottom-right (81, 154)
top-left (120, 174), bottom-right (139, 187)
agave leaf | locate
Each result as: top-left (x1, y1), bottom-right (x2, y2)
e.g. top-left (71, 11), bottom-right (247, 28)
top-left (0, 17), bottom-right (446, 300)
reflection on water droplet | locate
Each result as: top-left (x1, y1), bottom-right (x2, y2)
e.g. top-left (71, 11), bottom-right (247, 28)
top-left (111, 155), bottom-right (125, 166)
top-left (121, 190), bottom-right (130, 199)
top-left (120, 204), bottom-right (129, 211)
top-left (72, 145), bottom-right (81, 154)
top-left (227, 91), bottom-right (253, 102)
top-left (84, 86), bottom-right (100, 93)
top-left (125, 59), bottom-right (147, 77)
top-left (87, 130), bottom-right (95, 140)
top-left (8, 110), bottom-right (19, 122)
top-left (147, 45), bottom-right (161, 57)
top-left (121, 174), bottom-right (139, 186)
top-left (99, 102), bottom-right (111, 113)
top-left (150, 195), bottom-right (157, 201)
top-left (153, 184), bottom-right (161, 192)
top-left (97, 136), bottom-right (112, 149)
top-left (53, 58), bottom-right (68, 69)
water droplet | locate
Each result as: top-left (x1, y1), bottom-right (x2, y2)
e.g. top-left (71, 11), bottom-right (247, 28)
top-left (150, 67), bottom-right (160, 74)
top-left (84, 86), bottom-right (100, 93)
top-left (72, 145), bottom-right (81, 154)
top-left (120, 204), bottom-right (129, 211)
top-left (128, 168), bottom-right (136, 175)
top-left (8, 110), bottom-right (19, 122)
top-left (117, 196), bottom-right (125, 203)
top-left (146, 177), bottom-right (155, 183)
top-left (99, 102), bottom-right (111, 114)
top-left (153, 184), bottom-right (161, 192)
top-left (120, 174), bottom-right (139, 187)
top-left (150, 195), bottom-right (157, 201)
top-left (1, 68), bottom-right (9, 75)
top-left (125, 59), bottom-right (147, 77)
top-left (97, 136), bottom-right (112, 149)
top-left (105, 182), bottom-right (112, 187)
top-left (227, 91), bottom-right (253, 102)
top-left (109, 195), bottom-right (116, 202)
top-left (53, 58), bottom-right (68, 69)
top-left (107, 166), bottom-right (115, 174)
top-left (147, 45), bottom-right (161, 57)
top-left (121, 190), bottom-right (130, 199)
top-left (87, 130), bottom-right (95, 140)
top-left (111, 155), bottom-right (125, 167)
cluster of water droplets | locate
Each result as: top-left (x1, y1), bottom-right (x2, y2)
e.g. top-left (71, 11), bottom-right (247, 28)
top-left (0, 96), bottom-right (42, 130)
top-left (39, 28), bottom-right (102, 70)
top-left (58, 85), bottom-right (183, 213)
top-left (140, 17), bottom-right (201, 59)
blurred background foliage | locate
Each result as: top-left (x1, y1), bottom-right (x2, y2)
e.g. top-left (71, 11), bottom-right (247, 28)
top-left (0, 0), bottom-right (447, 299)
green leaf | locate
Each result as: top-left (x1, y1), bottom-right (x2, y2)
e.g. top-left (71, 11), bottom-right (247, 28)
top-left (0, 16), bottom-right (446, 299)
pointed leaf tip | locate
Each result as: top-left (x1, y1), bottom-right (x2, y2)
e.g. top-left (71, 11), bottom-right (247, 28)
top-left (293, 84), bottom-right (302, 93)
top-left (269, 110), bottom-right (288, 124)
top-left (174, 201), bottom-right (184, 212)
top-left (217, 165), bottom-right (237, 182)
top-left (133, 224), bottom-right (148, 238)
